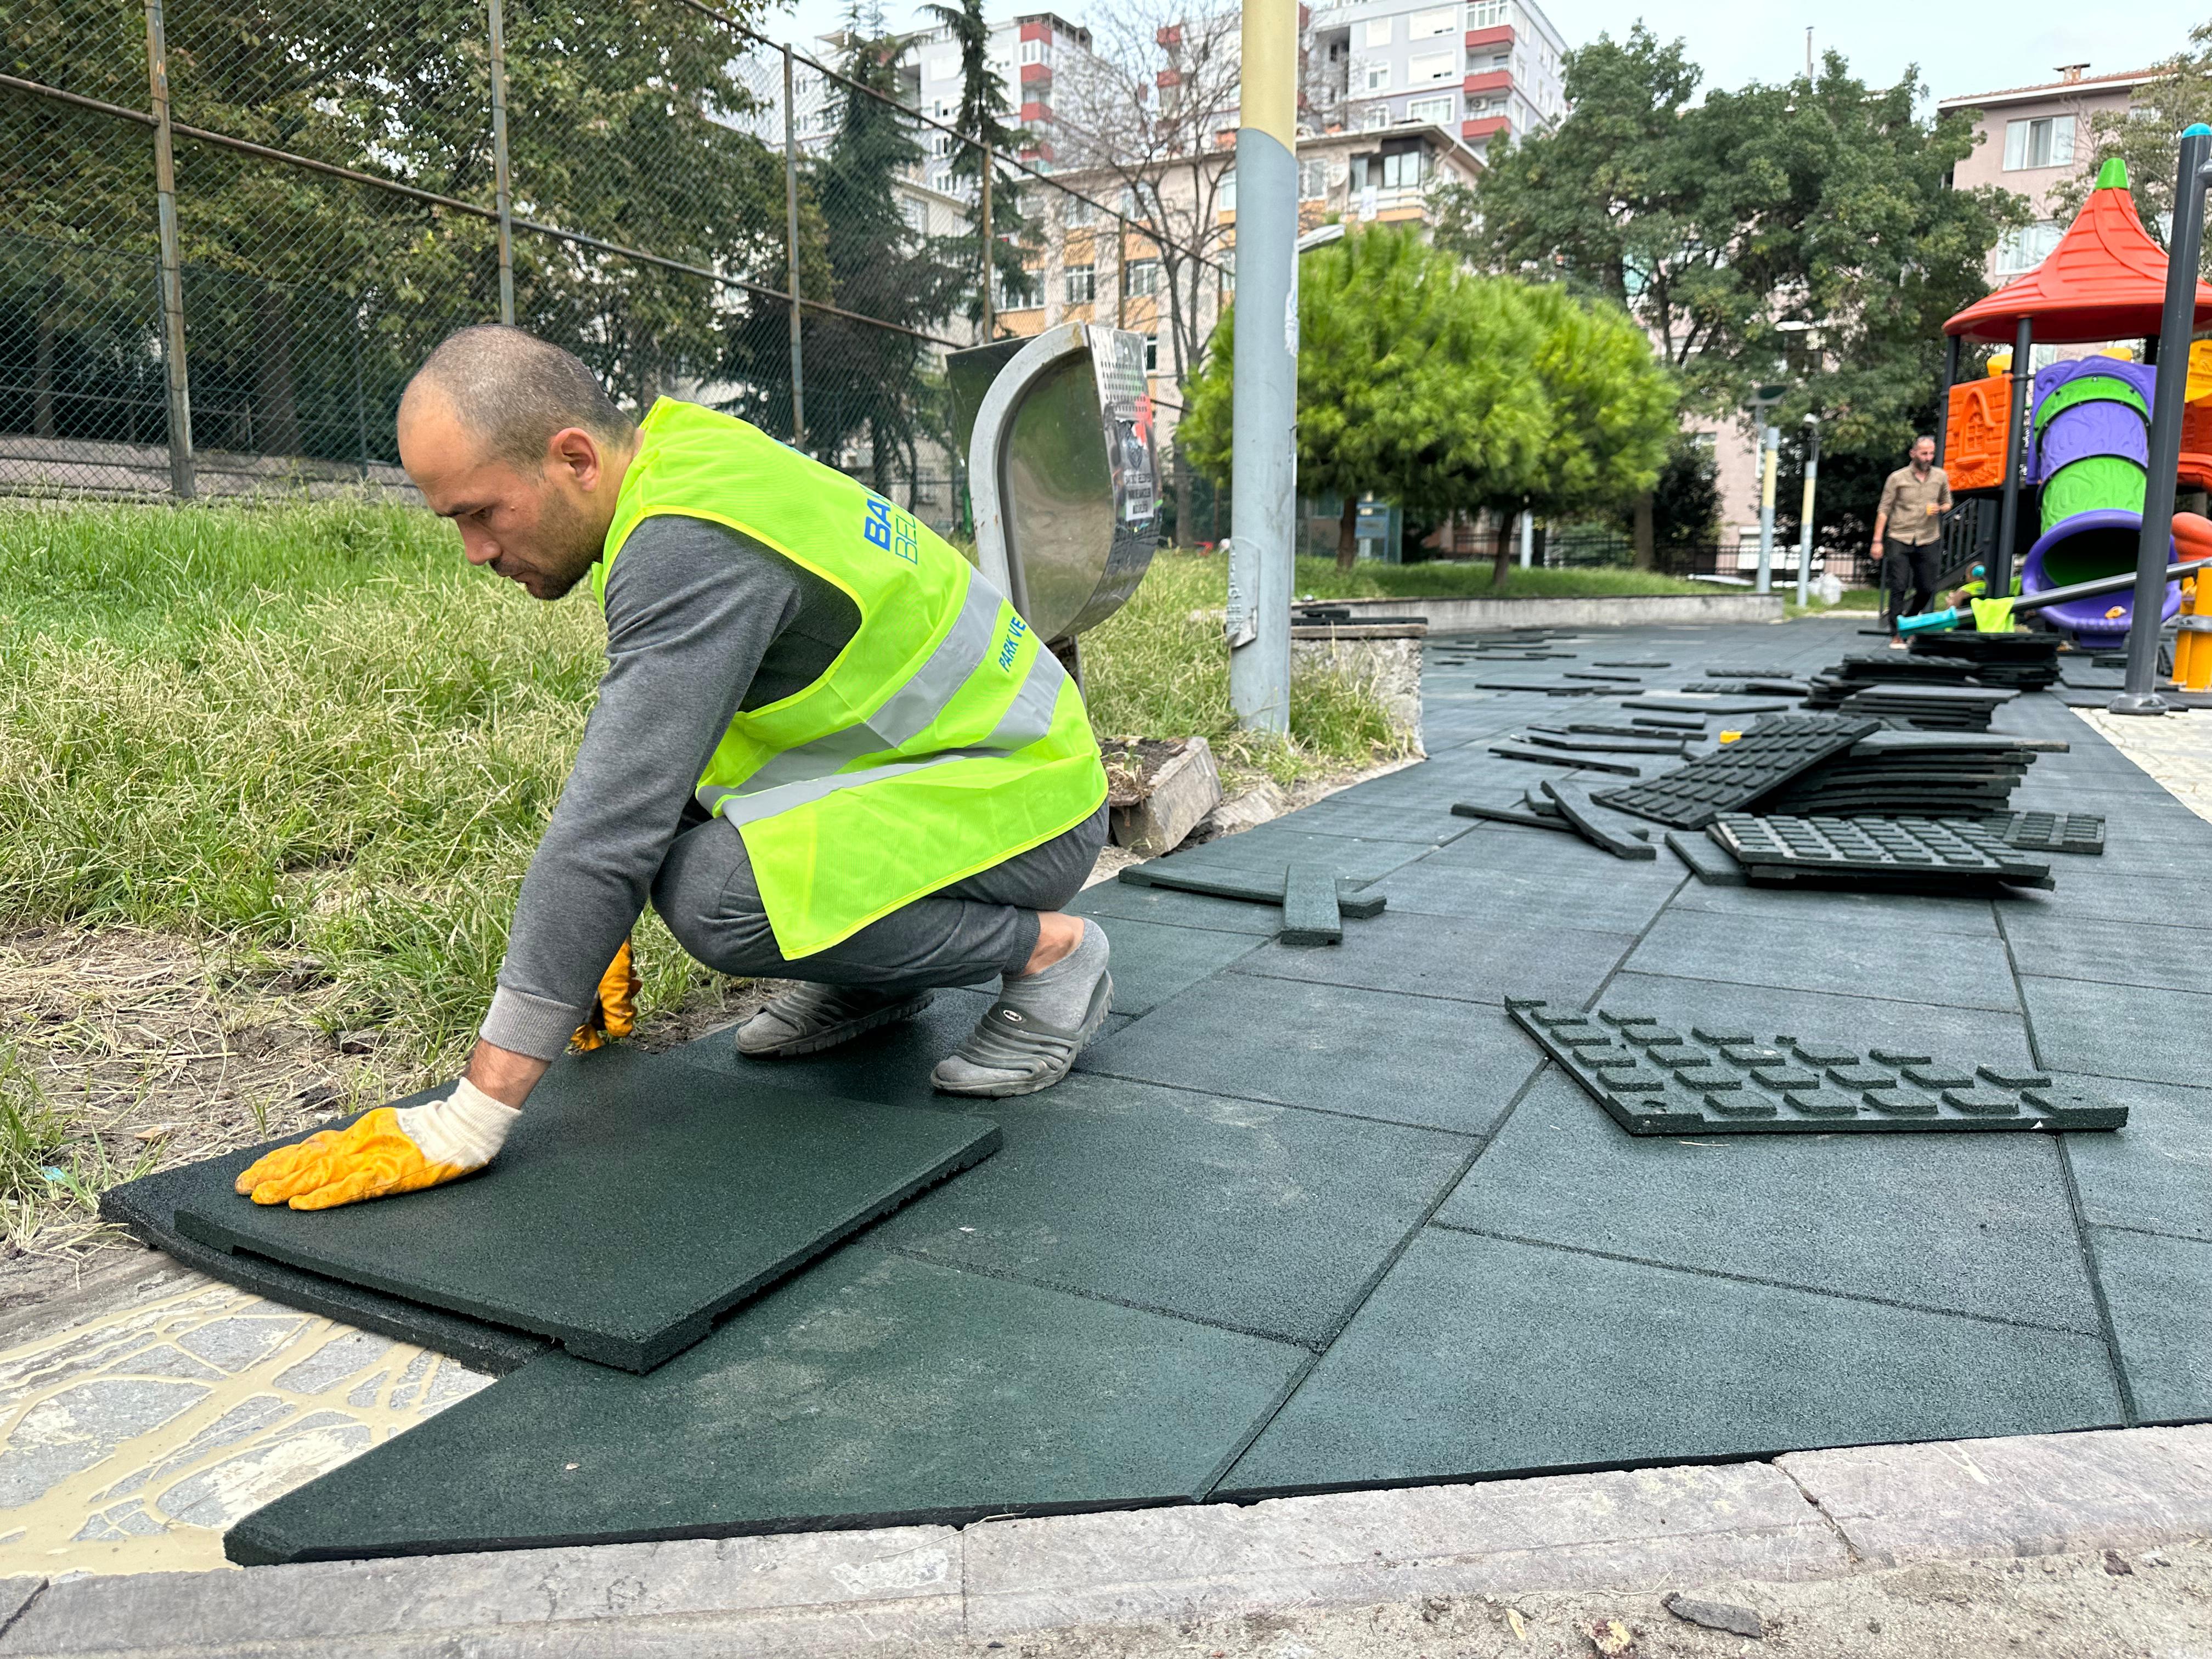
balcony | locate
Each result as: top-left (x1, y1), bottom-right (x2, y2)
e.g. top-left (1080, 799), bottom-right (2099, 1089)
top-left (1020, 61), bottom-right (1051, 85)
top-left (1462, 115), bottom-right (1509, 141)
top-left (1464, 69), bottom-right (1510, 95)
top-left (1465, 24), bottom-right (1514, 48)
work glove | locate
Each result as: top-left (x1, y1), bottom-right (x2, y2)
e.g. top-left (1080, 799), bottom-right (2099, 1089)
top-left (235, 1076), bottom-right (521, 1210)
top-left (571, 938), bottom-right (640, 1053)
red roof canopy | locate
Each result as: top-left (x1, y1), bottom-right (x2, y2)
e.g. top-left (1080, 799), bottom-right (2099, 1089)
top-left (1944, 160), bottom-right (2212, 343)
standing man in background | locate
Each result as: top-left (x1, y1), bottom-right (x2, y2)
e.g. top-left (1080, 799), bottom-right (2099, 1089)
top-left (1872, 435), bottom-right (1953, 644)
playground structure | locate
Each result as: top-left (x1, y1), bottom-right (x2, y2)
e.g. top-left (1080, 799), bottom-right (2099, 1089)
top-left (1937, 157), bottom-right (2212, 647)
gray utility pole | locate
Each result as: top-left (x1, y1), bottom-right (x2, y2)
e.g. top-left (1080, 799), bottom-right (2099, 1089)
top-left (143, 0), bottom-right (194, 498)
top-left (979, 150), bottom-right (994, 342)
top-left (489, 0), bottom-right (514, 325)
top-left (1796, 414), bottom-right (1821, 607)
top-left (783, 44), bottom-right (804, 447)
top-left (1750, 385), bottom-right (1783, 595)
top-left (2113, 121), bottom-right (2212, 714)
top-left (1226, 0), bottom-right (1298, 732)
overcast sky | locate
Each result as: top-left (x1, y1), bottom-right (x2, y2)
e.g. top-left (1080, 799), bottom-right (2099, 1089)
top-left (752, 0), bottom-right (2197, 107)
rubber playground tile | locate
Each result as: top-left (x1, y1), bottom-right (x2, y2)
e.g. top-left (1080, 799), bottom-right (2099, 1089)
top-left (2065, 1077), bottom-right (2212, 1243)
top-left (2089, 1226), bottom-right (2212, 1424)
top-left (1664, 874), bottom-right (2006, 938)
top-left (1598, 972), bottom-right (2041, 1076)
top-left (1080, 973), bottom-right (1543, 1139)
top-left (1070, 878), bottom-right (1285, 937)
top-left (1232, 910), bottom-right (1637, 1008)
top-left (171, 1048), bottom-right (1001, 1372)
top-left (1219, 1229), bottom-right (2123, 1496)
top-left (683, 987), bottom-right (1015, 1111)
top-left (1996, 873), bottom-right (2205, 928)
top-left (226, 1247), bottom-right (1308, 1565)
top-left (1286, 794), bottom-right (1480, 847)
top-left (872, 1073), bottom-right (1472, 1347)
top-left (2016, 976), bottom-right (2212, 1088)
top-left (1621, 907), bottom-right (2023, 1013)
top-left (1996, 913), bottom-right (2212, 997)
top-left (1371, 848), bottom-right (1681, 935)
top-left (1152, 826), bottom-right (1431, 885)
top-left (1086, 915), bottom-right (1269, 1014)
top-left (1438, 1070), bottom-right (2104, 1334)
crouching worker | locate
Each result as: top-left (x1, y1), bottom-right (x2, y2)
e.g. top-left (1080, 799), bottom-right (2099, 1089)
top-left (237, 325), bottom-right (1111, 1212)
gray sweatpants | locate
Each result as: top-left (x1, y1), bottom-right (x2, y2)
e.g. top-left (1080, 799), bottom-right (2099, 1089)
top-left (651, 803), bottom-right (1108, 990)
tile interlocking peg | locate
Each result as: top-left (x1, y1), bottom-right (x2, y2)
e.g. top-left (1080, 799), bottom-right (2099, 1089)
top-left (1992, 811), bottom-right (2106, 856)
top-left (1593, 716), bottom-right (1881, 828)
top-left (1116, 863), bottom-right (1386, 922)
top-left (1506, 1000), bottom-right (2128, 1135)
top-left (1706, 814), bottom-right (2055, 890)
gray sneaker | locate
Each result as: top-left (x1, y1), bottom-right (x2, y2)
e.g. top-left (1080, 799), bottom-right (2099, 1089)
top-left (930, 970), bottom-right (1114, 1097)
top-left (735, 983), bottom-right (935, 1058)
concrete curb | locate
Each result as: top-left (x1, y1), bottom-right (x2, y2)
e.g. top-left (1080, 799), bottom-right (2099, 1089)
top-left (9, 1424), bottom-right (2210, 1657)
top-left (1313, 592), bottom-right (1788, 633)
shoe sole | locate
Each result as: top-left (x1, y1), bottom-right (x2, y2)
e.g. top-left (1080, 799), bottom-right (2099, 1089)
top-left (932, 971), bottom-right (1114, 1098)
top-left (737, 991), bottom-right (936, 1059)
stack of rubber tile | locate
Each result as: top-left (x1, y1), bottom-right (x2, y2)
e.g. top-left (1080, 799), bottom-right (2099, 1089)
top-left (1836, 682), bottom-right (2017, 731)
top-left (1800, 652), bottom-right (1981, 710)
top-left (1706, 813), bottom-right (2055, 893)
top-left (1752, 730), bottom-right (2050, 818)
top-left (1593, 714), bottom-right (1880, 828)
top-left (1908, 630), bottom-right (2062, 690)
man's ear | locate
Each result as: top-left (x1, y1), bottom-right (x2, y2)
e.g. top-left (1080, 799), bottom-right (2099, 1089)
top-left (547, 426), bottom-right (603, 491)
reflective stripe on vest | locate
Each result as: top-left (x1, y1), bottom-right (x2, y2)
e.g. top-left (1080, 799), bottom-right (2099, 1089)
top-left (594, 399), bottom-right (1107, 959)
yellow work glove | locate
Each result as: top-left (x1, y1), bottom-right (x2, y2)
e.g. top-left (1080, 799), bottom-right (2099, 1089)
top-left (571, 937), bottom-right (640, 1053)
top-left (235, 1076), bottom-right (520, 1210)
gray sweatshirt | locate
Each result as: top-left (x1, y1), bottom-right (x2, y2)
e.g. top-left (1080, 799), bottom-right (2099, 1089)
top-left (480, 516), bottom-right (859, 1060)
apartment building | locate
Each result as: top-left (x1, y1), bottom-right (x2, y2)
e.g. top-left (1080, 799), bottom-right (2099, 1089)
top-left (1939, 64), bottom-right (2159, 285)
top-left (1306, 0), bottom-right (1566, 160)
top-left (905, 11), bottom-right (1101, 177)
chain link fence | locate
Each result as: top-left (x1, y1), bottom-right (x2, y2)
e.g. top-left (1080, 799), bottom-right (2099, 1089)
top-left (3, 0), bottom-right (1222, 534)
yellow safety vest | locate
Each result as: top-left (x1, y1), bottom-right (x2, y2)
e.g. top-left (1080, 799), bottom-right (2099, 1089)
top-left (594, 399), bottom-right (1106, 958)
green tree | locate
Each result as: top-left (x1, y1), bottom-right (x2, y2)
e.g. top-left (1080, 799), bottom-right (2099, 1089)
top-left (2052, 21), bottom-right (2212, 278)
top-left (1436, 26), bottom-right (2023, 464)
top-left (922, 0), bottom-right (1034, 324)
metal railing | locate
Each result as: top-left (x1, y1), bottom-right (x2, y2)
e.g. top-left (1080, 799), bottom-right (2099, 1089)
top-left (1, 0), bottom-right (1222, 524)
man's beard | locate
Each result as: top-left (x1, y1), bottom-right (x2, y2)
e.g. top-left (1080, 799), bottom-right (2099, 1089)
top-left (528, 487), bottom-right (600, 600)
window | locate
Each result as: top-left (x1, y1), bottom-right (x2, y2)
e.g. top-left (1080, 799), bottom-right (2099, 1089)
top-left (1995, 221), bottom-right (2062, 273)
top-left (1410, 7), bottom-right (1457, 37)
top-left (1355, 149), bottom-right (1425, 193)
top-left (1299, 158), bottom-right (1328, 200)
top-left (1063, 195), bottom-right (1096, 227)
top-left (1468, 0), bottom-right (1510, 26)
top-left (1362, 104), bottom-right (1390, 131)
top-left (1218, 249), bottom-right (1234, 296)
top-left (1363, 16), bottom-right (1393, 46)
top-left (1126, 258), bottom-right (1160, 296)
top-left (1144, 335), bottom-right (1160, 374)
top-left (1489, 52), bottom-right (1509, 67)
top-left (929, 132), bottom-right (953, 157)
top-left (1364, 62), bottom-right (1392, 92)
top-left (1407, 94), bottom-right (1454, 125)
top-left (2002, 115), bottom-right (2076, 171)
top-left (1065, 263), bottom-right (1095, 303)
top-left (1410, 52), bottom-right (1455, 83)
top-left (1019, 38), bottom-right (1045, 65)
top-left (1218, 168), bottom-right (1235, 211)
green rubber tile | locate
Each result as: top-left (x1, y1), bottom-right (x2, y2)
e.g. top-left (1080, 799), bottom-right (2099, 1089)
top-left (2066, 1077), bottom-right (2212, 1242)
top-left (2088, 1226), bottom-right (2212, 1424)
top-left (1600, 973), bottom-right (2041, 1074)
top-left (1279, 864), bottom-right (1345, 946)
top-left (2017, 977), bottom-right (2212, 1088)
top-left (1088, 916), bottom-right (1268, 1014)
top-left (1622, 908), bottom-right (2023, 1012)
top-left (1150, 827), bottom-right (1430, 886)
top-left (1665, 878), bottom-right (2004, 938)
top-left (1232, 910), bottom-right (1636, 1007)
top-left (1221, 1229), bottom-right (2122, 1495)
top-left (872, 1073), bottom-right (1472, 1346)
top-left (1080, 974), bottom-right (1543, 1138)
top-left (174, 1047), bottom-right (1001, 1372)
top-left (226, 1247), bottom-right (1307, 1564)
top-left (681, 988), bottom-right (1011, 1111)
top-left (1438, 1070), bottom-right (2102, 1333)
top-left (1070, 879), bottom-right (1285, 937)
top-left (2001, 916), bottom-right (2212, 996)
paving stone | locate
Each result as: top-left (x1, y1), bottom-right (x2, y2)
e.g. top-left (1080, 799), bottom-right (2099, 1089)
top-left (1080, 974), bottom-right (1543, 1139)
top-left (1083, 917), bottom-right (1268, 1015)
top-left (2017, 976), bottom-right (2212, 1087)
top-left (1278, 865), bottom-right (1344, 946)
top-left (1778, 1423), bottom-right (2212, 1568)
top-left (1437, 1069), bottom-right (2104, 1331)
top-left (2065, 1076), bottom-right (2212, 1242)
top-left (871, 1073), bottom-right (1472, 1348)
top-left (168, 1047), bottom-right (1002, 1372)
top-left (1621, 906), bottom-right (2025, 1012)
top-left (1998, 913), bottom-right (2212, 997)
top-left (224, 1248), bottom-right (1308, 1565)
top-left (1236, 911), bottom-right (1636, 1008)
top-left (2085, 1227), bottom-right (2212, 1424)
top-left (1221, 1230), bottom-right (2123, 1496)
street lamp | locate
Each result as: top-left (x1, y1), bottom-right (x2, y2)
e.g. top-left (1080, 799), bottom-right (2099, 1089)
top-left (1750, 383), bottom-right (1785, 595)
top-left (1770, 321), bottom-right (1834, 604)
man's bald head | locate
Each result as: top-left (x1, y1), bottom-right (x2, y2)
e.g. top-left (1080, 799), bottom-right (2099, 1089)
top-left (401, 325), bottom-right (635, 470)
top-left (398, 326), bottom-right (640, 601)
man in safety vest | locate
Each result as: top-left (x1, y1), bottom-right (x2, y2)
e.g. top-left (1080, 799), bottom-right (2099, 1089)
top-left (234, 325), bottom-right (1113, 1212)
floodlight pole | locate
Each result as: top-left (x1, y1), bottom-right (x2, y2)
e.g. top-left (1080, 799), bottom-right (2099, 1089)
top-left (2113, 123), bottom-right (2212, 714)
top-left (1226, 0), bottom-right (1298, 732)
top-left (1749, 388), bottom-right (1782, 595)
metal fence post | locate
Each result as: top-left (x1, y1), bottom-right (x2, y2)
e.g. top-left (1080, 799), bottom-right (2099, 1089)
top-left (143, 0), bottom-right (194, 498)
top-left (1114, 215), bottom-right (1127, 330)
top-left (979, 145), bottom-right (994, 340)
top-left (783, 44), bottom-right (804, 447)
top-left (489, 0), bottom-right (515, 325)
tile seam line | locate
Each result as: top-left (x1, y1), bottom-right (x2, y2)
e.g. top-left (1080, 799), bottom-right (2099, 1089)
top-left (1227, 953), bottom-right (1641, 1008)
top-left (1191, 1058), bottom-right (1560, 1503)
top-left (1070, 1062), bottom-right (1498, 1140)
top-left (2085, 1220), bottom-right (2212, 1246)
top-left (1995, 901), bottom-right (2141, 1426)
top-left (1428, 1224), bottom-right (2109, 1340)
top-left (1614, 964), bottom-right (2022, 1014)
